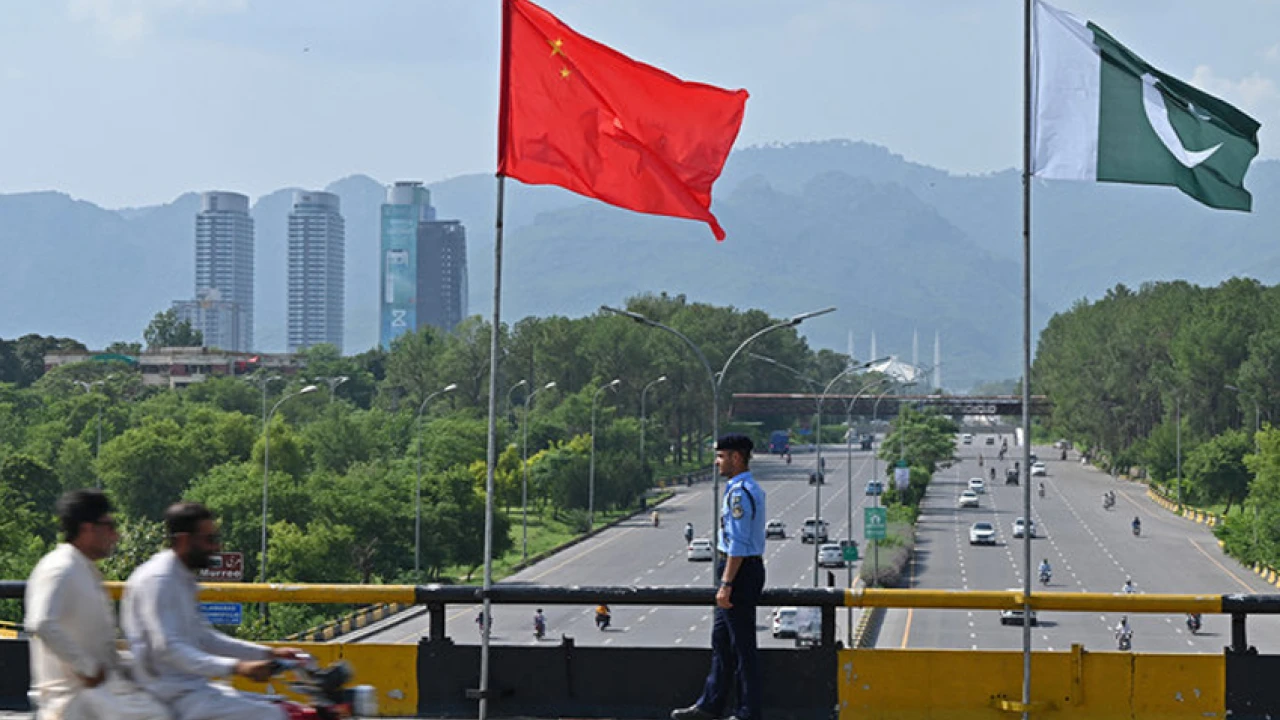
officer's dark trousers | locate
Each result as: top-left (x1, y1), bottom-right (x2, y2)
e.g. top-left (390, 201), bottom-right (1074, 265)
top-left (696, 555), bottom-right (765, 720)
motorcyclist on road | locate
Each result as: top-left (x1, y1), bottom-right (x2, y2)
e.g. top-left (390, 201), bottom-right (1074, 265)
top-left (1186, 613), bottom-right (1202, 632)
top-left (1039, 482), bottom-right (1045, 498)
top-left (990, 467), bottom-right (996, 482)
top-left (1132, 516), bottom-right (1141, 535)
top-left (978, 455), bottom-right (984, 467)
top-left (1122, 578), bottom-right (1136, 594)
top-left (651, 511), bottom-right (660, 527)
top-left (534, 609), bottom-right (546, 638)
top-left (1115, 616), bottom-right (1133, 647)
top-left (684, 522), bottom-right (694, 544)
top-left (595, 604), bottom-right (611, 629)
top-left (1039, 559), bottom-right (1051, 577)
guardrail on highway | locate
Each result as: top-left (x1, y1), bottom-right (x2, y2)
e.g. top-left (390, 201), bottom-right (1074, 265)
top-left (7, 584), bottom-right (1280, 718)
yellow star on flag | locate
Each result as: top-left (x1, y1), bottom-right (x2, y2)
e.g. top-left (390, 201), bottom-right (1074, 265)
top-left (559, 67), bottom-right (571, 79)
top-left (549, 38), bottom-right (565, 56)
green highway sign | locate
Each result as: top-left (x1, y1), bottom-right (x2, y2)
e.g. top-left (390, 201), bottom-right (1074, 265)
top-left (864, 507), bottom-right (887, 540)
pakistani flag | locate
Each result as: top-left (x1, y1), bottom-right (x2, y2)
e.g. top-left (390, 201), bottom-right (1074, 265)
top-left (1033, 0), bottom-right (1260, 211)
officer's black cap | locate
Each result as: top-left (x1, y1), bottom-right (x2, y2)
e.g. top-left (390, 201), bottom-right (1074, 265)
top-left (715, 434), bottom-right (754, 454)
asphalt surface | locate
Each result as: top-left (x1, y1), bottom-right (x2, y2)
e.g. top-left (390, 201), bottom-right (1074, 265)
top-left (876, 434), bottom-right (1280, 653)
top-left (354, 445), bottom-right (887, 647)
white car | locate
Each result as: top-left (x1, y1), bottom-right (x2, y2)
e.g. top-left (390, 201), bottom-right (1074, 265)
top-left (817, 543), bottom-right (844, 568)
top-left (1000, 589), bottom-right (1039, 626)
top-left (1012, 518), bottom-right (1037, 538)
top-left (772, 607), bottom-right (799, 638)
top-left (962, 433), bottom-right (974, 445)
top-left (968, 478), bottom-right (986, 494)
top-left (1030, 462), bottom-right (1047, 477)
top-left (765, 519), bottom-right (786, 539)
top-left (801, 517), bottom-right (829, 543)
top-left (969, 522), bottom-right (996, 545)
top-left (958, 490), bottom-right (979, 508)
top-left (687, 538), bottom-right (714, 561)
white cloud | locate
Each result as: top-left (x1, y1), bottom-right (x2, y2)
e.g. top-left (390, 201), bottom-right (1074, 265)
top-left (1265, 44), bottom-right (1280, 63)
top-left (67, 0), bottom-right (247, 44)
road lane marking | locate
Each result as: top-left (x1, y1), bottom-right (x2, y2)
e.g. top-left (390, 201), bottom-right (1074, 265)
top-left (1186, 537), bottom-right (1256, 593)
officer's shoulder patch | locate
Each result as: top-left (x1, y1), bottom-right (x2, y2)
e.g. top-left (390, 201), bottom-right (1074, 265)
top-left (730, 493), bottom-right (744, 519)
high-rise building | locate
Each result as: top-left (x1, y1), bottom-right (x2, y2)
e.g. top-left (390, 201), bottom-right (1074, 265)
top-left (287, 191), bottom-right (345, 353)
top-left (380, 182), bottom-right (433, 348)
top-left (172, 289), bottom-right (241, 351)
top-left (188, 191), bottom-right (254, 351)
top-left (416, 220), bottom-right (468, 333)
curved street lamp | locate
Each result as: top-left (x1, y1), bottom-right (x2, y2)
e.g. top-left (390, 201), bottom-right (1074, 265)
top-left (639, 375), bottom-right (668, 467)
top-left (415, 382), bottom-right (459, 578)
top-left (261, 384), bottom-right (318, 584)
top-left (600, 305), bottom-right (835, 582)
top-left (589, 379), bottom-right (622, 529)
top-left (521, 381), bottom-right (557, 560)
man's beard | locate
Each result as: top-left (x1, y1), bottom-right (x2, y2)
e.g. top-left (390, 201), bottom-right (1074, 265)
top-left (187, 546), bottom-right (214, 569)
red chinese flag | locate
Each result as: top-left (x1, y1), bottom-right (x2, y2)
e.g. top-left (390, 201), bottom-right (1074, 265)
top-left (498, 0), bottom-right (748, 241)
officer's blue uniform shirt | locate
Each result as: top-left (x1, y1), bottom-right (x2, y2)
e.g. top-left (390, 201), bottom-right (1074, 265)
top-left (719, 470), bottom-right (766, 556)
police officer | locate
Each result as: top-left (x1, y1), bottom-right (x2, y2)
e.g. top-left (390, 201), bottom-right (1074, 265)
top-left (672, 434), bottom-right (766, 720)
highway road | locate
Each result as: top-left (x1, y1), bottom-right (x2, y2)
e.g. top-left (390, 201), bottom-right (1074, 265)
top-left (355, 443), bottom-right (887, 647)
top-left (876, 433), bottom-right (1280, 653)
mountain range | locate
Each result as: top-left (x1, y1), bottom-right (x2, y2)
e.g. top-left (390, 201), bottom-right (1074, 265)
top-left (1, 139), bottom-right (1276, 391)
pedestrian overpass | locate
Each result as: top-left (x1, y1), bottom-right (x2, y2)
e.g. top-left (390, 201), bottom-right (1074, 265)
top-left (2, 582), bottom-right (1276, 719)
top-left (729, 394), bottom-right (1051, 419)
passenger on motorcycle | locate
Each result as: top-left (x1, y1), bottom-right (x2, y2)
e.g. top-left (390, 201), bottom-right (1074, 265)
top-left (533, 609), bottom-right (547, 638)
top-left (121, 502), bottom-right (304, 720)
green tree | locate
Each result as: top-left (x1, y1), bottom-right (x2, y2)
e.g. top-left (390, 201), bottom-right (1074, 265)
top-left (267, 519), bottom-right (358, 583)
top-left (54, 437), bottom-right (97, 492)
top-left (1184, 428), bottom-right (1253, 513)
top-left (143, 309), bottom-right (203, 349)
top-left (98, 419), bottom-right (199, 520)
top-left (0, 452), bottom-right (60, 521)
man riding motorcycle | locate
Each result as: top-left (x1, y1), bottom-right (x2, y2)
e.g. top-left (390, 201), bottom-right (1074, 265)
top-left (533, 609), bottom-right (547, 640)
top-left (1122, 578), bottom-right (1136, 594)
top-left (1038, 559), bottom-right (1052, 584)
top-left (684, 523), bottom-right (695, 545)
top-left (1115, 616), bottom-right (1133, 650)
top-left (1132, 516), bottom-right (1141, 536)
top-left (1186, 613), bottom-right (1202, 633)
top-left (595, 604), bottom-right (611, 630)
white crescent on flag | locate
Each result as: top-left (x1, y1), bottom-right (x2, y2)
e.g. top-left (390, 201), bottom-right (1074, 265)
top-left (1141, 73), bottom-right (1222, 168)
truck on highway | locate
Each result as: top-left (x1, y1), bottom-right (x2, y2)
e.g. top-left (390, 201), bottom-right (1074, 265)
top-left (768, 430), bottom-right (790, 455)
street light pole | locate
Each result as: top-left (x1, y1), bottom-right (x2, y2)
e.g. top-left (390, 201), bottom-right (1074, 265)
top-left (316, 375), bottom-right (349, 404)
top-left (261, 385), bottom-right (318, 586)
top-left (812, 364), bottom-right (889, 587)
top-left (415, 383), bottom-right (458, 578)
top-left (640, 375), bottom-right (668, 468)
top-left (520, 381), bottom-right (556, 561)
top-left (601, 305), bottom-right (836, 584)
top-left (589, 379), bottom-right (622, 530)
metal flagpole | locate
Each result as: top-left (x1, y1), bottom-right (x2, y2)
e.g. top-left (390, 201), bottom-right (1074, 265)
top-left (1021, 0), bottom-right (1034, 716)
top-left (478, 175), bottom-right (505, 720)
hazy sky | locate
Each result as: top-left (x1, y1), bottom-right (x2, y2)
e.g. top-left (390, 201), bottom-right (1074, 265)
top-left (2, 0), bottom-right (1276, 208)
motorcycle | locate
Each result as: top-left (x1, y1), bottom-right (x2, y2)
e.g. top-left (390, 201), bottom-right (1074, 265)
top-left (595, 612), bottom-right (611, 631)
top-left (1186, 614), bottom-right (1202, 634)
top-left (1132, 523), bottom-right (1141, 537)
top-left (785, 453), bottom-right (792, 465)
top-left (264, 655), bottom-right (376, 719)
top-left (1103, 494), bottom-right (1115, 510)
top-left (1038, 484), bottom-right (1045, 499)
top-left (1039, 569), bottom-right (1051, 585)
top-left (1116, 631), bottom-right (1133, 651)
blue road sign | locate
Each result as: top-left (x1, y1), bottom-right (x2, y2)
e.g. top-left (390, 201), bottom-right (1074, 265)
top-left (199, 602), bottom-right (243, 626)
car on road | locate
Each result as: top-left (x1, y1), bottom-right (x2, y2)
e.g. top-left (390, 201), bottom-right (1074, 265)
top-left (968, 478), bottom-right (986, 494)
top-left (1005, 467), bottom-right (1020, 485)
top-left (969, 522), bottom-right (996, 545)
top-left (801, 517), bottom-right (830, 543)
top-left (962, 433), bottom-right (974, 445)
top-left (985, 436), bottom-right (996, 445)
top-left (958, 490), bottom-right (980, 508)
top-left (1030, 462), bottom-right (1047, 477)
top-left (1000, 592), bottom-right (1039, 626)
top-left (817, 543), bottom-right (845, 568)
top-left (1012, 518), bottom-right (1037, 538)
top-left (687, 538), bottom-right (714, 561)
top-left (766, 519), bottom-right (787, 539)
top-left (865, 480), bottom-right (885, 496)
top-left (772, 607), bottom-right (799, 638)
